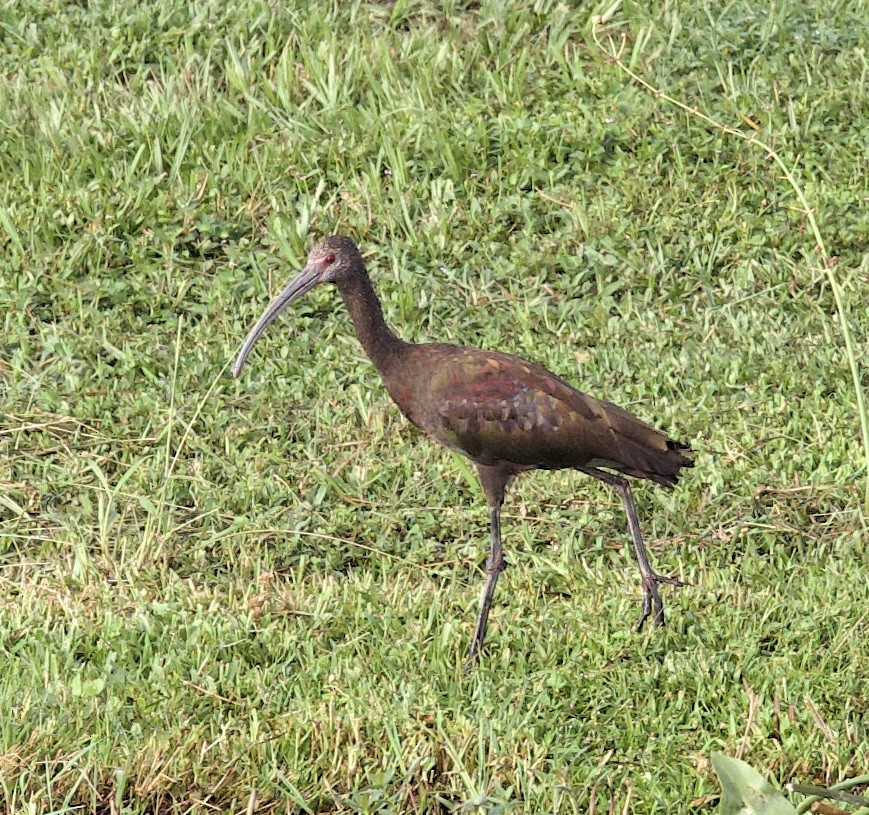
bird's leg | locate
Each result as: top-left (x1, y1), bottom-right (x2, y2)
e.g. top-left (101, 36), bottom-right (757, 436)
top-left (464, 463), bottom-right (513, 670)
top-left (578, 466), bottom-right (684, 630)
top-left (465, 507), bottom-right (504, 669)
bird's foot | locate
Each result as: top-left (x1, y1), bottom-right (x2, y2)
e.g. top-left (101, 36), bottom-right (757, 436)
top-left (636, 572), bottom-right (687, 631)
top-left (652, 573), bottom-right (687, 588)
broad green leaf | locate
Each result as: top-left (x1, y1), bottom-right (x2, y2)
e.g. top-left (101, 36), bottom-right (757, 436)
top-left (712, 753), bottom-right (798, 815)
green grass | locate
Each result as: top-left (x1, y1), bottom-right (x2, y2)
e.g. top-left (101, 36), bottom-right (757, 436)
top-left (2, 0), bottom-right (868, 811)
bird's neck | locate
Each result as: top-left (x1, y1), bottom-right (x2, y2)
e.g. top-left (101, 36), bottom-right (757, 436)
top-left (337, 270), bottom-right (408, 374)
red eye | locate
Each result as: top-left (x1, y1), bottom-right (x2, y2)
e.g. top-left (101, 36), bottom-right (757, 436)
top-left (325, 253), bottom-right (335, 264)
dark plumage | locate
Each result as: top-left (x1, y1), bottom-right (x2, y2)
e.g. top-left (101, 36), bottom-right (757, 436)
top-left (234, 235), bottom-right (694, 667)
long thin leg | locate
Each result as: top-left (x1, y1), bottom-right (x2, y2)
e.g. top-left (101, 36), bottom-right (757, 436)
top-left (465, 508), bottom-right (504, 669)
top-left (578, 466), bottom-right (684, 629)
top-left (464, 463), bottom-right (514, 670)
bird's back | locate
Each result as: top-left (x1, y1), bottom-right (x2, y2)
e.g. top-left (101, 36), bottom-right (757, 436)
top-left (382, 343), bottom-right (692, 485)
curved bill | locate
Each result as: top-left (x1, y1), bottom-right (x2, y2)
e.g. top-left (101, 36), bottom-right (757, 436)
top-left (232, 264), bottom-right (321, 378)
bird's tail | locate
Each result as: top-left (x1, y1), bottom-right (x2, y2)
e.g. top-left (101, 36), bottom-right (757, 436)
top-left (591, 399), bottom-right (695, 487)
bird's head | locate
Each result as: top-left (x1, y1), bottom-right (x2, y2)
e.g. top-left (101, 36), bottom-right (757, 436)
top-left (305, 234), bottom-right (364, 284)
top-left (232, 234), bottom-right (363, 378)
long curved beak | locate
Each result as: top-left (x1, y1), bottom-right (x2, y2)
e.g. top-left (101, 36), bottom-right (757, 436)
top-left (232, 263), bottom-right (321, 378)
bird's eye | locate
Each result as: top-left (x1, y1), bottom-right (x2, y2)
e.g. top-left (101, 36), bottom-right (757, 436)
top-left (325, 253), bottom-right (335, 264)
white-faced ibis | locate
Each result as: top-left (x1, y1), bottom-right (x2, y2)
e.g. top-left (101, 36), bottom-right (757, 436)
top-left (234, 235), bottom-right (693, 667)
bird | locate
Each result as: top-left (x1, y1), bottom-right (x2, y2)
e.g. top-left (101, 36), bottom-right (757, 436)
top-left (233, 235), bottom-right (693, 667)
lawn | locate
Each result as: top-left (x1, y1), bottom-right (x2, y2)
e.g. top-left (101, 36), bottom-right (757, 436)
top-left (1, 0), bottom-right (868, 811)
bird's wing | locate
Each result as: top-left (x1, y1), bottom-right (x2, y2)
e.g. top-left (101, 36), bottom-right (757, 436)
top-left (426, 350), bottom-right (603, 462)
top-left (423, 348), bottom-right (689, 481)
